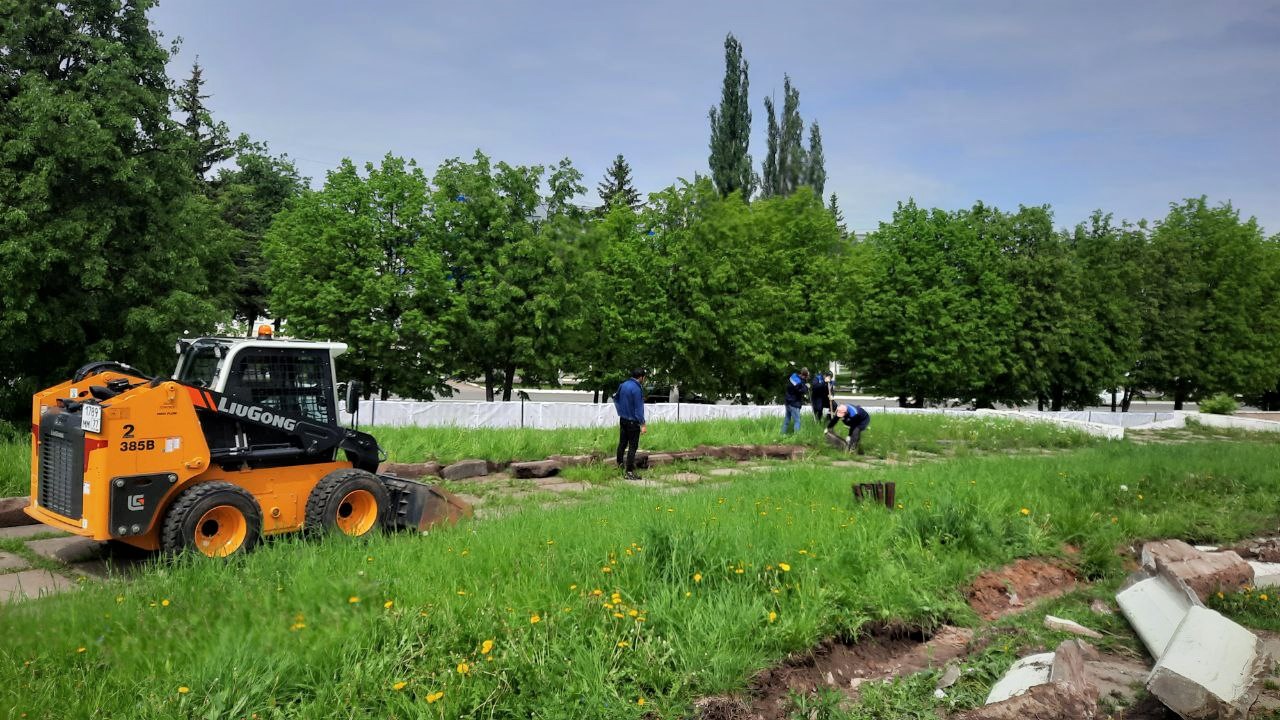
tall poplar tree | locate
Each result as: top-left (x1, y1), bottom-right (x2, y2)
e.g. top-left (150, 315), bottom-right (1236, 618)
top-left (805, 121), bottom-right (826, 196)
top-left (707, 33), bottom-right (755, 199)
top-left (761, 76), bottom-right (807, 197)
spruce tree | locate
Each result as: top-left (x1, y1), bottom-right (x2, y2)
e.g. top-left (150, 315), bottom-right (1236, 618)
top-left (805, 121), bottom-right (826, 196)
top-left (707, 34), bottom-right (755, 200)
top-left (597, 153), bottom-right (641, 211)
top-left (174, 60), bottom-right (233, 179)
top-left (829, 193), bottom-right (847, 238)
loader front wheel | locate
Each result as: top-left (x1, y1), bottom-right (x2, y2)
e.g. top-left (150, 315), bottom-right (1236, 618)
top-left (161, 482), bottom-right (263, 557)
top-left (306, 469), bottom-right (388, 538)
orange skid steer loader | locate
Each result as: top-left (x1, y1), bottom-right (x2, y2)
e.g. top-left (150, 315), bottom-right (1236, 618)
top-left (25, 331), bottom-right (469, 557)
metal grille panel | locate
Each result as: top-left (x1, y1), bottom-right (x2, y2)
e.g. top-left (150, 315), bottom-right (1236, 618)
top-left (37, 418), bottom-right (84, 520)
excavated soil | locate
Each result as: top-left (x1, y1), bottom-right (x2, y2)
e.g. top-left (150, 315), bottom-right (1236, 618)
top-left (966, 558), bottom-right (1079, 620)
top-left (700, 625), bottom-right (974, 720)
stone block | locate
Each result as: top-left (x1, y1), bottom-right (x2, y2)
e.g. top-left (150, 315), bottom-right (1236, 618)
top-left (759, 444), bottom-right (803, 459)
top-left (0, 524), bottom-right (66, 540)
top-left (0, 496), bottom-right (36, 528)
top-left (963, 681), bottom-right (1097, 720)
top-left (985, 652), bottom-right (1054, 704)
top-left (1147, 606), bottom-right (1266, 719)
top-left (695, 445), bottom-right (726, 459)
top-left (0, 552), bottom-right (30, 572)
top-left (0, 569), bottom-right (76, 603)
top-left (1117, 574), bottom-right (1201, 658)
top-left (721, 445), bottom-right (760, 460)
top-left (1044, 614), bottom-right (1104, 639)
top-left (378, 461), bottom-right (442, 479)
top-left (1249, 561), bottom-right (1280, 588)
top-left (1049, 639), bottom-right (1096, 700)
top-left (440, 459), bottom-right (490, 481)
top-left (508, 460), bottom-right (562, 479)
top-left (645, 453), bottom-right (674, 467)
top-left (668, 451), bottom-right (704, 461)
top-left (27, 536), bottom-right (105, 565)
top-left (1142, 540), bottom-right (1254, 601)
top-left (485, 459), bottom-right (509, 474)
top-left (548, 454), bottom-right (596, 467)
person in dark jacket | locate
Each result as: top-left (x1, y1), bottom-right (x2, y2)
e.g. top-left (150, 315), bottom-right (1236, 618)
top-left (826, 403), bottom-right (871, 454)
top-left (614, 368), bottom-right (648, 480)
top-left (782, 367), bottom-right (810, 434)
top-left (810, 371), bottom-right (834, 421)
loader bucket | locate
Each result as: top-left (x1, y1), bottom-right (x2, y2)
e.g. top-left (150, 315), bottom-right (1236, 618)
top-left (379, 476), bottom-right (473, 532)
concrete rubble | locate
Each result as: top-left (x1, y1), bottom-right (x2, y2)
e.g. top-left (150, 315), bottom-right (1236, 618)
top-left (1116, 540), bottom-right (1272, 719)
top-left (970, 640), bottom-right (1099, 720)
top-left (1043, 614), bottom-right (1103, 639)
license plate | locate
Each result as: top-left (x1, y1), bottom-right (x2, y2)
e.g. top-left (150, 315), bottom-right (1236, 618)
top-left (82, 403), bottom-right (102, 434)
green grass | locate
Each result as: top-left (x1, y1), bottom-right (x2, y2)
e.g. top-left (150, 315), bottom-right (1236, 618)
top-left (3, 431), bottom-right (1280, 719)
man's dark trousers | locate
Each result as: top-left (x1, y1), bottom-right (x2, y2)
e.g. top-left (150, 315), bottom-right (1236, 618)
top-left (617, 419), bottom-right (642, 471)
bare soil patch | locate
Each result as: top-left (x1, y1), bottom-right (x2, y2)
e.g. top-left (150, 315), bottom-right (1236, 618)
top-left (966, 558), bottom-right (1079, 620)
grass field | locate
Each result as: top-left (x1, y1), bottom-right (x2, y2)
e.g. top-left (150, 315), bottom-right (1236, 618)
top-left (2, 416), bottom-right (1279, 718)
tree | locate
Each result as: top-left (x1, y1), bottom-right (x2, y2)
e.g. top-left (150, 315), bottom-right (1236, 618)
top-left (263, 155), bottom-right (450, 400)
top-left (0, 0), bottom-right (237, 420)
top-left (1135, 198), bottom-right (1280, 409)
top-left (212, 137), bottom-right (306, 326)
top-left (761, 75), bottom-right (806, 197)
top-left (804, 121), bottom-right (826, 196)
top-left (828, 193), bottom-right (847, 238)
top-left (428, 151), bottom-right (589, 401)
top-left (596, 153), bottom-right (640, 211)
top-left (174, 59), bottom-right (233, 180)
top-left (707, 33), bottom-right (755, 200)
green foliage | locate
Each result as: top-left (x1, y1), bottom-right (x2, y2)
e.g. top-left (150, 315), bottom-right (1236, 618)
top-left (597, 153), bottom-right (640, 211)
top-left (173, 60), bottom-right (233, 179)
top-left (804, 121), bottom-right (826, 196)
top-left (264, 155), bottom-right (450, 399)
top-left (761, 75), bottom-right (807, 198)
top-left (1209, 587), bottom-right (1280, 632)
top-left (0, 0), bottom-right (236, 419)
top-left (1137, 198), bottom-right (1280, 408)
top-left (708, 33), bottom-right (755, 200)
top-left (1199, 393), bottom-right (1239, 415)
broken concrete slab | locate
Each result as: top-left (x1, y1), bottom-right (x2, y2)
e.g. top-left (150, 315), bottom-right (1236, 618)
top-left (0, 496), bottom-right (36, 528)
top-left (0, 524), bottom-right (66, 540)
top-left (824, 432), bottom-right (849, 450)
top-left (1147, 605), bottom-right (1266, 720)
top-left (1044, 614), bottom-right (1104, 639)
top-left (0, 569), bottom-right (76, 603)
top-left (1117, 573), bottom-right (1202, 658)
top-left (440, 459), bottom-right (490, 481)
top-left (759, 444), bottom-right (805, 460)
top-left (538, 482), bottom-right (592, 493)
top-left (620, 477), bottom-right (661, 488)
top-left (721, 445), bottom-right (761, 461)
top-left (508, 460), bottom-right (562, 479)
top-left (1250, 561), bottom-right (1280, 588)
top-left (1049, 639), bottom-right (1097, 703)
top-left (1141, 539), bottom-right (1253, 601)
top-left (1085, 656), bottom-right (1151, 706)
top-left (377, 461), bottom-right (443, 479)
top-left (985, 652), bottom-right (1055, 704)
top-left (547, 454), bottom-right (597, 467)
top-left (645, 453), bottom-right (675, 467)
top-left (668, 451), bottom-right (705, 461)
top-left (962, 681), bottom-right (1098, 720)
top-left (667, 473), bottom-right (703, 484)
top-left (27, 536), bottom-right (105, 565)
top-left (695, 445), bottom-right (726, 459)
top-left (0, 552), bottom-right (30, 572)
top-left (707, 468), bottom-right (744, 477)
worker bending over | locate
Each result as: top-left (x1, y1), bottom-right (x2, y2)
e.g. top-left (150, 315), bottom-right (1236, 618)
top-left (826, 403), bottom-right (870, 454)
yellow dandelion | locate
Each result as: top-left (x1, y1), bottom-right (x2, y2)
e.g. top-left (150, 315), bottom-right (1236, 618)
top-left (178, 686), bottom-right (189, 694)
top-left (457, 590), bottom-right (467, 596)
top-left (735, 568), bottom-right (744, 574)
top-left (1020, 508), bottom-right (1030, 516)
top-left (1217, 591), bottom-right (1225, 599)
top-left (637, 697), bottom-right (646, 706)
top-left (348, 596), bottom-right (360, 604)
top-left (1263, 594), bottom-right (1270, 602)
top-left (456, 661), bottom-right (470, 675)
top-left (426, 691), bottom-right (444, 703)
top-left (613, 612), bottom-right (625, 619)
top-left (547, 539), bottom-right (554, 545)
top-left (617, 640), bottom-right (630, 648)
top-left (161, 599), bottom-right (170, 607)
top-left (591, 589), bottom-right (603, 596)
top-left (481, 639), bottom-right (494, 655)
top-left (384, 600), bottom-right (394, 610)
top-left (601, 566), bottom-right (612, 573)
top-left (76, 647), bottom-right (86, 653)
top-left (530, 613), bottom-right (542, 624)
top-left (393, 681), bottom-right (407, 691)
top-left (636, 616), bottom-right (646, 623)
top-left (569, 584), bottom-right (577, 590)
top-left (628, 609), bottom-right (639, 617)
top-left (768, 611), bottom-right (777, 623)
top-left (115, 596), bottom-right (123, 603)
top-left (685, 591), bottom-right (692, 597)
top-left (779, 563), bottom-right (791, 572)
top-left (1137, 494), bottom-right (1144, 500)
top-left (694, 573), bottom-right (702, 583)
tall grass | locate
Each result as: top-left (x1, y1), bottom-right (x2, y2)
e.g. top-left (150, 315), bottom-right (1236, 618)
top-left (3, 438), bottom-right (1279, 718)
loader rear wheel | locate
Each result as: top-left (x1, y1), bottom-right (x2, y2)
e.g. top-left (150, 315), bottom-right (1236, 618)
top-left (306, 469), bottom-right (388, 538)
top-left (160, 482), bottom-right (262, 557)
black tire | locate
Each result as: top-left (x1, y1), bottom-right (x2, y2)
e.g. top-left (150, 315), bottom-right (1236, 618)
top-left (305, 468), bottom-right (388, 538)
top-left (160, 482), bottom-right (263, 557)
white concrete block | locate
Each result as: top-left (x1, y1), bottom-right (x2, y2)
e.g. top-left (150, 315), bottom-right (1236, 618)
top-left (1044, 614), bottom-right (1104, 639)
top-left (1147, 606), bottom-right (1266, 719)
top-left (985, 652), bottom-right (1054, 704)
top-left (1116, 574), bottom-right (1201, 658)
top-left (1250, 561), bottom-right (1280, 589)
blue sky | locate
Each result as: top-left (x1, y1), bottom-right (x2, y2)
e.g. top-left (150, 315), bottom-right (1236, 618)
top-left (151, 1), bottom-right (1280, 233)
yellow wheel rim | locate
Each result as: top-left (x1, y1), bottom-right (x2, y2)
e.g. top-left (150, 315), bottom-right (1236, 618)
top-left (335, 489), bottom-right (378, 536)
top-left (195, 505), bottom-right (248, 557)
